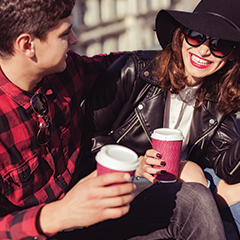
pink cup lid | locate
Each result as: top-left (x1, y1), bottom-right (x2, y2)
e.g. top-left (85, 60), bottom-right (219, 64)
top-left (96, 144), bottom-right (139, 171)
top-left (151, 128), bottom-right (184, 141)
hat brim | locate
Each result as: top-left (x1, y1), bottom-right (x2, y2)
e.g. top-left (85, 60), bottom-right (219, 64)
top-left (156, 9), bottom-right (240, 49)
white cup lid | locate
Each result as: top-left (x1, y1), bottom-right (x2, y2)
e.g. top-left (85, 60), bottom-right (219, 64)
top-left (96, 144), bottom-right (139, 171)
top-left (151, 128), bottom-right (184, 141)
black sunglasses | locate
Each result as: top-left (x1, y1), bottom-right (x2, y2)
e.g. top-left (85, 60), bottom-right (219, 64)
top-left (30, 93), bottom-right (52, 145)
top-left (184, 28), bottom-right (235, 58)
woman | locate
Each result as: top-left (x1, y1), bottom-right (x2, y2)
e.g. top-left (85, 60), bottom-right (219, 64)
top-left (82, 0), bottom-right (240, 237)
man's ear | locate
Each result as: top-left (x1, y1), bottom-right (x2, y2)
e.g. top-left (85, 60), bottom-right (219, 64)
top-left (15, 33), bottom-right (35, 57)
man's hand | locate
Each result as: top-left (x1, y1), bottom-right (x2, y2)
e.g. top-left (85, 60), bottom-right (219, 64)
top-left (39, 170), bottom-right (136, 234)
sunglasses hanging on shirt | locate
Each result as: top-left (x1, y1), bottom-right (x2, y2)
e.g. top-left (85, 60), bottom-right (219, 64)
top-left (184, 28), bottom-right (236, 58)
top-left (30, 92), bottom-right (52, 145)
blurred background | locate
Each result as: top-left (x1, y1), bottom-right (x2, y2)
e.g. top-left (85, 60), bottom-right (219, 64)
top-left (71, 0), bottom-right (200, 56)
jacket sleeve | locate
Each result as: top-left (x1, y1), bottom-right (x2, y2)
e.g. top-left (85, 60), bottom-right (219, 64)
top-left (81, 53), bottom-right (137, 162)
top-left (205, 113), bottom-right (240, 184)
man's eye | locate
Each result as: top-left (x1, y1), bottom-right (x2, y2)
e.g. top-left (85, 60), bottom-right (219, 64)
top-left (63, 31), bottom-right (70, 36)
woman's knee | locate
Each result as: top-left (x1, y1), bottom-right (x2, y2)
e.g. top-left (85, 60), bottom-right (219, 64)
top-left (178, 161), bottom-right (208, 186)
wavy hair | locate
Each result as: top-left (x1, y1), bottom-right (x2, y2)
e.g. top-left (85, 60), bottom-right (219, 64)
top-left (0, 0), bottom-right (76, 58)
top-left (153, 27), bottom-right (240, 114)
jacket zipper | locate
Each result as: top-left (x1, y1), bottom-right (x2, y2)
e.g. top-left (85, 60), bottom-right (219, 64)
top-left (116, 117), bottom-right (139, 143)
top-left (115, 107), bottom-right (152, 144)
top-left (190, 123), bottom-right (239, 177)
top-left (189, 124), bottom-right (218, 155)
top-left (189, 101), bottom-right (217, 155)
top-left (135, 108), bottom-right (152, 144)
top-left (230, 161), bottom-right (240, 175)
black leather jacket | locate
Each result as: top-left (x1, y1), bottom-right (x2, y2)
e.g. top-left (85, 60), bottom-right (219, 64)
top-left (82, 50), bottom-right (240, 184)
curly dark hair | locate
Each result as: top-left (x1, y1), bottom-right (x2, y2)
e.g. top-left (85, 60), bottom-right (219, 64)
top-left (0, 0), bottom-right (76, 58)
top-left (153, 27), bottom-right (240, 114)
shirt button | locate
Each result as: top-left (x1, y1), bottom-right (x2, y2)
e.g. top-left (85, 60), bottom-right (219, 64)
top-left (143, 71), bottom-right (149, 77)
top-left (209, 119), bottom-right (215, 124)
top-left (138, 104), bottom-right (143, 110)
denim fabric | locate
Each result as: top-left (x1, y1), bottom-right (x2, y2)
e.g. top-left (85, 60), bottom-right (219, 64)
top-left (204, 168), bottom-right (221, 196)
top-left (133, 176), bottom-right (149, 182)
top-left (204, 168), bottom-right (240, 239)
top-left (50, 182), bottom-right (226, 240)
top-left (227, 202), bottom-right (240, 233)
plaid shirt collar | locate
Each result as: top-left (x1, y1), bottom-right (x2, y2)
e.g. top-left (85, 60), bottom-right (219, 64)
top-left (0, 68), bottom-right (54, 110)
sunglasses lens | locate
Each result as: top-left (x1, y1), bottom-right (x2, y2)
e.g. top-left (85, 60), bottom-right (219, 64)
top-left (185, 28), bottom-right (235, 58)
top-left (210, 39), bottom-right (234, 57)
top-left (31, 93), bottom-right (49, 115)
top-left (37, 120), bottom-right (52, 145)
top-left (185, 29), bottom-right (205, 46)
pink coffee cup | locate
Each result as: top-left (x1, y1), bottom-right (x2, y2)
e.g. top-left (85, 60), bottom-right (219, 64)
top-left (151, 128), bottom-right (183, 183)
top-left (96, 144), bottom-right (139, 183)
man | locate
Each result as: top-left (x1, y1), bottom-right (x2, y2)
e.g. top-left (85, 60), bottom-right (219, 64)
top-left (0, 1), bottom-right (227, 239)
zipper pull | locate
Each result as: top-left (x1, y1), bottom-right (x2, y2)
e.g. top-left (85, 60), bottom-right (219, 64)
top-left (108, 130), bottom-right (113, 135)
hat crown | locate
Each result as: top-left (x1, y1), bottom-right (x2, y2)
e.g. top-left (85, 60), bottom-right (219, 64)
top-left (155, 0), bottom-right (240, 49)
top-left (194, 0), bottom-right (240, 30)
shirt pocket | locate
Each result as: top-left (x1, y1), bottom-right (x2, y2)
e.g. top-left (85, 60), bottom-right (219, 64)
top-left (2, 154), bottom-right (39, 205)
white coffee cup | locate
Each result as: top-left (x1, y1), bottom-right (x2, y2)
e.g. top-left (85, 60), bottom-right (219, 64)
top-left (96, 144), bottom-right (139, 181)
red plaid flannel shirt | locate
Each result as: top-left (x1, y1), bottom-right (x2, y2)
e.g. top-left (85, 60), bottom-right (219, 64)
top-left (0, 50), bottom-right (122, 240)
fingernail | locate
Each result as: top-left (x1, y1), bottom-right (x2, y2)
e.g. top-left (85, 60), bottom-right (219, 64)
top-left (153, 178), bottom-right (161, 184)
top-left (160, 170), bottom-right (166, 175)
top-left (123, 173), bottom-right (131, 181)
top-left (160, 161), bottom-right (166, 167)
top-left (133, 184), bottom-right (137, 191)
top-left (156, 153), bottom-right (162, 158)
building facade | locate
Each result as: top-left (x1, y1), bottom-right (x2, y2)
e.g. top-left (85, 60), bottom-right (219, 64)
top-left (71, 0), bottom-right (200, 55)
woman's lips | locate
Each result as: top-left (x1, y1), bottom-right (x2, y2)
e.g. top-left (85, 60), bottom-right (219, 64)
top-left (190, 53), bottom-right (213, 69)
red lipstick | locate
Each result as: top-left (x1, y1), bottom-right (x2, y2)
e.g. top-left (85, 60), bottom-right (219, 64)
top-left (190, 53), bottom-right (212, 69)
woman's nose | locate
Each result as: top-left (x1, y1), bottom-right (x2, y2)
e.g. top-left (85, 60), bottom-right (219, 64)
top-left (197, 39), bottom-right (211, 56)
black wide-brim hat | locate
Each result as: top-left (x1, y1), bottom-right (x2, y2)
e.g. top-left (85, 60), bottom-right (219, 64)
top-left (156, 0), bottom-right (240, 49)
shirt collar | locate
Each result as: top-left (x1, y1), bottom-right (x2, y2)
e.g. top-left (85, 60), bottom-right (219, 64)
top-left (0, 68), bottom-right (53, 110)
top-left (171, 82), bottom-right (202, 103)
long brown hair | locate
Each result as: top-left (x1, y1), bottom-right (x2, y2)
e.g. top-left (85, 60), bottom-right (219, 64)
top-left (153, 27), bottom-right (240, 114)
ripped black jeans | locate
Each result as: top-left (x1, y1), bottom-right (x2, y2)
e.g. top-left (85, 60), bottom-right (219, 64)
top-left (50, 181), bottom-right (226, 240)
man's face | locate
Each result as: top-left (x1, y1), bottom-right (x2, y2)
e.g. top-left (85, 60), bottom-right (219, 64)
top-left (34, 15), bottom-right (78, 75)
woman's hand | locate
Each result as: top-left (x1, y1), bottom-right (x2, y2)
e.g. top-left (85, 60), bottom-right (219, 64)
top-left (135, 149), bottom-right (166, 183)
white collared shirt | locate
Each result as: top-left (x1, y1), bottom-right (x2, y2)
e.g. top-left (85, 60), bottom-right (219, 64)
top-left (163, 83), bottom-right (202, 159)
